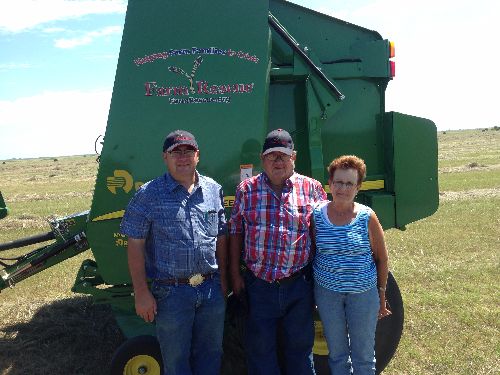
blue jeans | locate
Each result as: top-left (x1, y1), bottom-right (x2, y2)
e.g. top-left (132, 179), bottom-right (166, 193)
top-left (244, 271), bottom-right (316, 375)
top-left (314, 283), bottom-right (379, 375)
top-left (151, 275), bottom-right (225, 375)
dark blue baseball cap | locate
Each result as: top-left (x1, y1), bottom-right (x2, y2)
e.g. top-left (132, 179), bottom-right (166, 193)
top-left (262, 129), bottom-right (294, 155)
top-left (163, 130), bottom-right (198, 152)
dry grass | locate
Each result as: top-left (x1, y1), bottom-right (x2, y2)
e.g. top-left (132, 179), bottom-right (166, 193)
top-left (1, 129), bottom-right (499, 374)
top-left (437, 128), bottom-right (500, 169)
top-left (0, 296), bottom-right (123, 375)
top-left (0, 155), bottom-right (107, 375)
top-left (383, 197), bottom-right (500, 374)
top-left (439, 187), bottom-right (500, 201)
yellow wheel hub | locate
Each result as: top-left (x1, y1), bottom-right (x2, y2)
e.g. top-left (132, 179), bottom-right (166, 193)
top-left (313, 320), bottom-right (329, 356)
top-left (123, 354), bottom-right (161, 375)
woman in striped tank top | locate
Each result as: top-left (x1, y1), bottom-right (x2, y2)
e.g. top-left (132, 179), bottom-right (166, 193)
top-left (313, 155), bottom-right (391, 375)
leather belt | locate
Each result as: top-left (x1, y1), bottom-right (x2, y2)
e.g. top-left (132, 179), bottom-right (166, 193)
top-left (156, 273), bottom-right (215, 287)
top-left (272, 269), bottom-right (305, 286)
top-left (246, 267), bottom-right (306, 286)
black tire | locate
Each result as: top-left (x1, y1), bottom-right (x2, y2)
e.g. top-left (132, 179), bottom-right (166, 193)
top-left (313, 271), bottom-right (404, 375)
top-left (221, 294), bottom-right (248, 375)
top-left (374, 271), bottom-right (404, 374)
top-left (110, 335), bottom-right (163, 375)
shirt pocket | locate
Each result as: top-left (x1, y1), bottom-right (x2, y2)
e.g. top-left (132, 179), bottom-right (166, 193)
top-left (290, 205), bottom-right (310, 233)
top-left (205, 210), bottom-right (219, 237)
top-left (193, 208), bottom-right (219, 237)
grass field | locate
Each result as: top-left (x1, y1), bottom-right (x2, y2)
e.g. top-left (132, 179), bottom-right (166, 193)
top-left (1, 129), bottom-right (499, 374)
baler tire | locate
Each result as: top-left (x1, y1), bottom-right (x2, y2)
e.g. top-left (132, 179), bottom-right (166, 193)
top-left (312, 271), bottom-right (404, 375)
top-left (110, 335), bottom-right (163, 375)
top-left (374, 271), bottom-right (404, 374)
top-left (221, 293), bottom-right (248, 375)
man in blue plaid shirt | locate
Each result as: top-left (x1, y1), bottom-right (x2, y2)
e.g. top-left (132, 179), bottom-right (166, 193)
top-left (120, 130), bottom-right (227, 375)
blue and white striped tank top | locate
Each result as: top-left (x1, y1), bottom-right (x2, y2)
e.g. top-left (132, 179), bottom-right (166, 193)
top-left (313, 201), bottom-right (377, 293)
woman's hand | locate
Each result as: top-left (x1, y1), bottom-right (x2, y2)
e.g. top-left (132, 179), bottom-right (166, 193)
top-left (378, 292), bottom-right (392, 320)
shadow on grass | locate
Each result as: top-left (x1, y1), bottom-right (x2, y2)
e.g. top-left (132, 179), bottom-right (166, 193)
top-left (0, 296), bottom-right (124, 375)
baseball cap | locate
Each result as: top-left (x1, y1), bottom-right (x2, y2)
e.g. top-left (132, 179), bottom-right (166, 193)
top-left (262, 129), bottom-right (294, 156)
top-left (163, 130), bottom-right (198, 152)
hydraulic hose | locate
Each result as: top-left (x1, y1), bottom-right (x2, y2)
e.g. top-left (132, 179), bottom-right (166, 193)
top-left (3, 233), bottom-right (85, 287)
top-left (268, 12), bottom-right (345, 101)
top-left (0, 231), bottom-right (56, 252)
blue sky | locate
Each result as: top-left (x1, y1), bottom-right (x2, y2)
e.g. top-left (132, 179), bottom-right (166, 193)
top-left (1, 0), bottom-right (499, 159)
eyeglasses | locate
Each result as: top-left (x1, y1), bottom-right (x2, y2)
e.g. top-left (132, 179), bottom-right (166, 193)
top-left (264, 153), bottom-right (292, 162)
top-left (331, 181), bottom-right (357, 190)
top-left (168, 149), bottom-right (196, 158)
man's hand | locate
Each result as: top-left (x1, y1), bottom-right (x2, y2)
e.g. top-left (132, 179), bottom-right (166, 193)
top-left (231, 271), bottom-right (245, 296)
top-left (229, 233), bottom-right (245, 296)
top-left (127, 237), bottom-right (156, 322)
top-left (220, 272), bottom-right (229, 298)
top-left (134, 288), bottom-right (157, 322)
top-left (230, 272), bottom-right (248, 316)
top-left (216, 234), bottom-right (229, 298)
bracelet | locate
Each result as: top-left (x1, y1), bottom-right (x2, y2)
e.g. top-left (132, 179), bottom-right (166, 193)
top-left (378, 286), bottom-right (386, 292)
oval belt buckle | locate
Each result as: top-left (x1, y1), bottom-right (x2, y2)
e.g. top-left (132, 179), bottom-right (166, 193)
top-left (188, 273), bottom-right (204, 287)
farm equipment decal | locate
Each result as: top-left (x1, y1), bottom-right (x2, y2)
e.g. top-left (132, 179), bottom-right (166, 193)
top-left (106, 170), bottom-right (143, 194)
top-left (114, 232), bottom-right (127, 248)
top-left (133, 46), bottom-right (259, 66)
top-left (168, 56), bottom-right (204, 94)
top-left (136, 46), bottom-right (258, 105)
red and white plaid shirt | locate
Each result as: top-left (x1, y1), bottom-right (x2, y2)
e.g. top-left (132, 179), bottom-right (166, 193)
top-left (229, 172), bottom-right (327, 282)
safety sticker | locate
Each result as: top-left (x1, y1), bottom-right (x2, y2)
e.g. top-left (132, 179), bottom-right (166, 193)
top-left (240, 164), bottom-right (253, 181)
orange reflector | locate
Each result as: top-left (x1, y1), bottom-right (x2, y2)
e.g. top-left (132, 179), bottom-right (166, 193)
top-left (389, 41), bottom-right (395, 58)
top-left (390, 61), bottom-right (396, 77)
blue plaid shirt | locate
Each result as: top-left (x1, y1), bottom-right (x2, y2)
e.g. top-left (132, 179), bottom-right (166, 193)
top-left (120, 172), bottom-right (226, 279)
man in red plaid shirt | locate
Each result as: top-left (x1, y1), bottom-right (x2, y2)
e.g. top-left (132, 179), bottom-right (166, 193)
top-left (229, 129), bottom-right (327, 375)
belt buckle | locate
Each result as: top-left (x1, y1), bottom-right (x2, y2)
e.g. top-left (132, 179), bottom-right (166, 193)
top-left (188, 273), bottom-right (204, 287)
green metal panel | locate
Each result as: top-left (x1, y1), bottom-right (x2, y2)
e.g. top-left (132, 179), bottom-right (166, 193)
top-left (383, 112), bottom-right (439, 228)
top-left (0, 191), bottom-right (7, 219)
top-left (361, 192), bottom-right (396, 230)
top-left (268, 82), bottom-right (309, 172)
top-left (269, 0), bottom-right (383, 65)
top-left (267, 3), bottom-right (437, 231)
top-left (86, 0), bottom-right (271, 285)
top-left (269, 0), bottom-right (391, 186)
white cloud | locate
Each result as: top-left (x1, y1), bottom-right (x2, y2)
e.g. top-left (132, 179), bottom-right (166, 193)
top-left (54, 25), bottom-right (122, 48)
top-left (0, 0), bottom-right (126, 33)
top-left (0, 89), bottom-right (111, 159)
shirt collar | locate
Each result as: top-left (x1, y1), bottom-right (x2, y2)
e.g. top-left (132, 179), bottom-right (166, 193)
top-left (164, 171), bottom-right (201, 193)
top-left (261, 171), bottom-right (295, 190)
